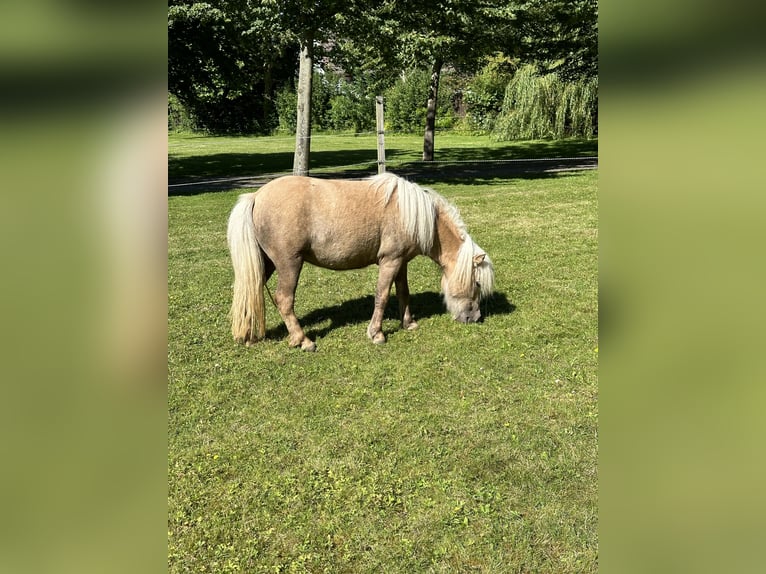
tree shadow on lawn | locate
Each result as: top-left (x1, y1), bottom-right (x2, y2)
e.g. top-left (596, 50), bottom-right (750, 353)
top-left (393, 160), bottom-right (597, 187)
top-left (169, 147), bottom-right (409, 184)
top-left (265, 291), bottom-right (515, 342)
top-left (168, 138), bottom-right (596, 180)
top-left (168, 139), bottom-right (597, 196)
top-left (415, 138), bottom-right (597, 163)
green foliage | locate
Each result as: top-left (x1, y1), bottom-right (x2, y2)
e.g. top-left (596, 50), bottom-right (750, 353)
top-left (168, 138), bottom-right (598, 571)
top-left (167, 0), bottom-right (597, 136)
top-left (328, 91), bottom-right (376, 132)
top-left (434, 71), bottom-right (465, 130)
top-left (383, 69), bottom-right (460, 133)
top-left (493, 65), bottom-right (597, 140)
top-left (168, 93), bottom-right (195, 133)
top-left (274, 71), bottom-right (378, 134)
top-left (515, 0), bottom-right (598, 81)
top-left (168, 0), bottom-right (295, 134)
top-left (309, 71), bottom-right (336, 131)
top-left (383, 70), bottom-right (429, 132)
top-left (391, 0), bottom-right (511, 71)
top-left (275, 67), bottom-right (463, 135)
top-left (274, 84), bottom-right (298, 134)
top-left (463, 55), bottom-right (516, 132)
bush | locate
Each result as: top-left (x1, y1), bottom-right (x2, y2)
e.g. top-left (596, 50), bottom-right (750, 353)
top-left (172, 92), bottom-right (264, 134)
top-left (273, 68), bottom-right (467, 135)
top-left (274, 71), bottom-right (376, 134)
top-left (311, 71), bottom-right (335, 130)
top-left (328, 92), bottom-right (375, 132)
top-left (383, 68), bottom-right (465, 133)
top-left (168, 93), bottom-right (196, 132)
top-left (463, 55), bottom-right (515, 132)
top-left (383, 69), bottom-right (429, 132)
top-left (493, 65), bottom-right (597, 140)
top-left (274, 83), bottom-right (298, 134)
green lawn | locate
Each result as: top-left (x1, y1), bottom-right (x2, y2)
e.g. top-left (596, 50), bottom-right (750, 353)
top-left (168, 136), bottom-right (598, 573)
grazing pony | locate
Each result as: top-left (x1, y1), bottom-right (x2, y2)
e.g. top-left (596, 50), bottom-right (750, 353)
top-left (227, 172), bottom-right (494, 351)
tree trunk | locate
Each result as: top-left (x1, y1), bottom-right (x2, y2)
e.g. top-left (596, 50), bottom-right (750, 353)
top-left (263, 62), bottom-right (273, 127)
top-left (293, 37), bottom-right (313, 176)
top-left (422, 59), bottom-right (443, 162)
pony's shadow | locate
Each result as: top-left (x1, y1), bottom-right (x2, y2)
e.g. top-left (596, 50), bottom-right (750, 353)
top-left (265, 291), bottom-right (516, 341)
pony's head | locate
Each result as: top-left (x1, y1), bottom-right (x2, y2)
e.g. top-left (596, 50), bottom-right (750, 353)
top-left (442, 236), bottom-right (495, 323)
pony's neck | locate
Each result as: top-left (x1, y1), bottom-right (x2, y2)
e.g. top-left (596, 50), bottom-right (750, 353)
top-left (429, 207), bottom-right (465, 272)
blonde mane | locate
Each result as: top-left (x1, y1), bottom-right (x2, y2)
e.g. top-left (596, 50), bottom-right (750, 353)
top-left (368, 172), bottom-right (494, 300)
top-left (368, 172), bottom-right (468, 253)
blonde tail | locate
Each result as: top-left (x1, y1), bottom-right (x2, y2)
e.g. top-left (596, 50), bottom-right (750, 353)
top-left (227, 193), bottom-right (266, 343)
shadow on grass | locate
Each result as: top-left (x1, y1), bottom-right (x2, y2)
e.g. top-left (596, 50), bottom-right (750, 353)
top-left (168, 139), bottom-right (598, 196)
top-left (412, 139), bottom-right (597, 163)
top-left (265, 291), bottom-right (515, 342)
top-left (169, 148), bottom-right (402, 182)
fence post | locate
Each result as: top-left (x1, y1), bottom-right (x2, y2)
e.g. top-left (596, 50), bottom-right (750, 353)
top-left (376, 96), bottom-right (386, 174)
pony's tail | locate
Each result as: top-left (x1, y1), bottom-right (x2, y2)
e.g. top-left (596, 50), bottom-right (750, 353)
top-left (227, 193), bottom-right (266, 344)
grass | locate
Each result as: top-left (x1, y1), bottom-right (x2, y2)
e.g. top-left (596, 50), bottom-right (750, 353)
top-left (168, 135), bottom-right (598, 573)
top-left (169, 132), bottom-right (597, 181)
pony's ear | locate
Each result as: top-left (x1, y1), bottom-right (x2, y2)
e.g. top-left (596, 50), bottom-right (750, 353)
top-left (473, 253), bottom-right (486, 267)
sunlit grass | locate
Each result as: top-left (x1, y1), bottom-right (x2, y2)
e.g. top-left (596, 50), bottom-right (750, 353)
top-left (168, 139), bottom-right (597, 572)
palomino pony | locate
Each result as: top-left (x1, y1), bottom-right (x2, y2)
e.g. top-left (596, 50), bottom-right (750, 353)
top-left (227, 172), bottom-right (494, 351)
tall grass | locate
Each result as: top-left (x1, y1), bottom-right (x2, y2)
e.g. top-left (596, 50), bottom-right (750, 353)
top-left (494, 65), bottom-right (597, 140)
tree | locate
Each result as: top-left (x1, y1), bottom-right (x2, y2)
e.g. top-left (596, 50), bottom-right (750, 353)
top-left (381, 0), bottom-right (518, 160)
top-left (493, 64), bottom-right (597, 140)
top-left (169, 0), bottom-right (382, 166)
top-left (168, 0), bottom-right (597, 149)
top-left (252, 0), bottom-right (382, 175)
top-left (168, 0), bottom-right (294, 133)
top-left (514, 0), bottom-right (597, 80)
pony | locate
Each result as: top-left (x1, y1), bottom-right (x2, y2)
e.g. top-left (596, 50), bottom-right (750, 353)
top-left (227, 172), bottom-right (494, 351)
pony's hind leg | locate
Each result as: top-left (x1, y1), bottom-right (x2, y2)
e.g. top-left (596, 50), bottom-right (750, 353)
top-left (395, 263), bottom-right (418, 331)
top-left (273, 258), bottom-right (316, 352)
top-left (244, 256), bottom-right (275, 347)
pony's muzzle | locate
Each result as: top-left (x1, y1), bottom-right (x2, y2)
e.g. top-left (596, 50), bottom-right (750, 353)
top-left (456, 310), bottom-right (482, 324)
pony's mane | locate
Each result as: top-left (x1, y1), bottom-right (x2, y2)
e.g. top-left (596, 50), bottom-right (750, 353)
top-left (368, 173), bottom-right (494, 300)
top-left (368, 172), bottom-right (466, 253)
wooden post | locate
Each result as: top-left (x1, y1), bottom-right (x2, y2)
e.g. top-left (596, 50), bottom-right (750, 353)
top-left (375, 96), bottom-right (386, 174)
top-left (293, 38), bottom-right (313, 176)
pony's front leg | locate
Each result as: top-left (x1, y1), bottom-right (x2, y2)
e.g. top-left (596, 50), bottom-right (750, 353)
top-left (395, 263), bottom-right (418, 331)
top-left (367, 259), bottom-right (401, 344)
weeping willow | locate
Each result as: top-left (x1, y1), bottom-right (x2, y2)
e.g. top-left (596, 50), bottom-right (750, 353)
top-left (493, 65), bottom-right (597, 140)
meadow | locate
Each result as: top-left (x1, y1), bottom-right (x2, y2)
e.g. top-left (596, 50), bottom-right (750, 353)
top-left (168, 134), bottom-right (598, 572)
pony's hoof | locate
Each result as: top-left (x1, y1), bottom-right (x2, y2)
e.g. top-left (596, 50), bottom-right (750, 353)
top-left (301, 340), bottom-right (317, 352)
top-left (371, 332), bottom-right (386, 345)
top-left (405, 321), bottom-right (419, 331)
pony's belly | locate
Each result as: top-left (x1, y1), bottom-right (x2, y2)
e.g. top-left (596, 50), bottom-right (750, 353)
top-left (302, 230), bottom-right (382, 270)
top-left (303, 248), bottom-right (378, 271)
